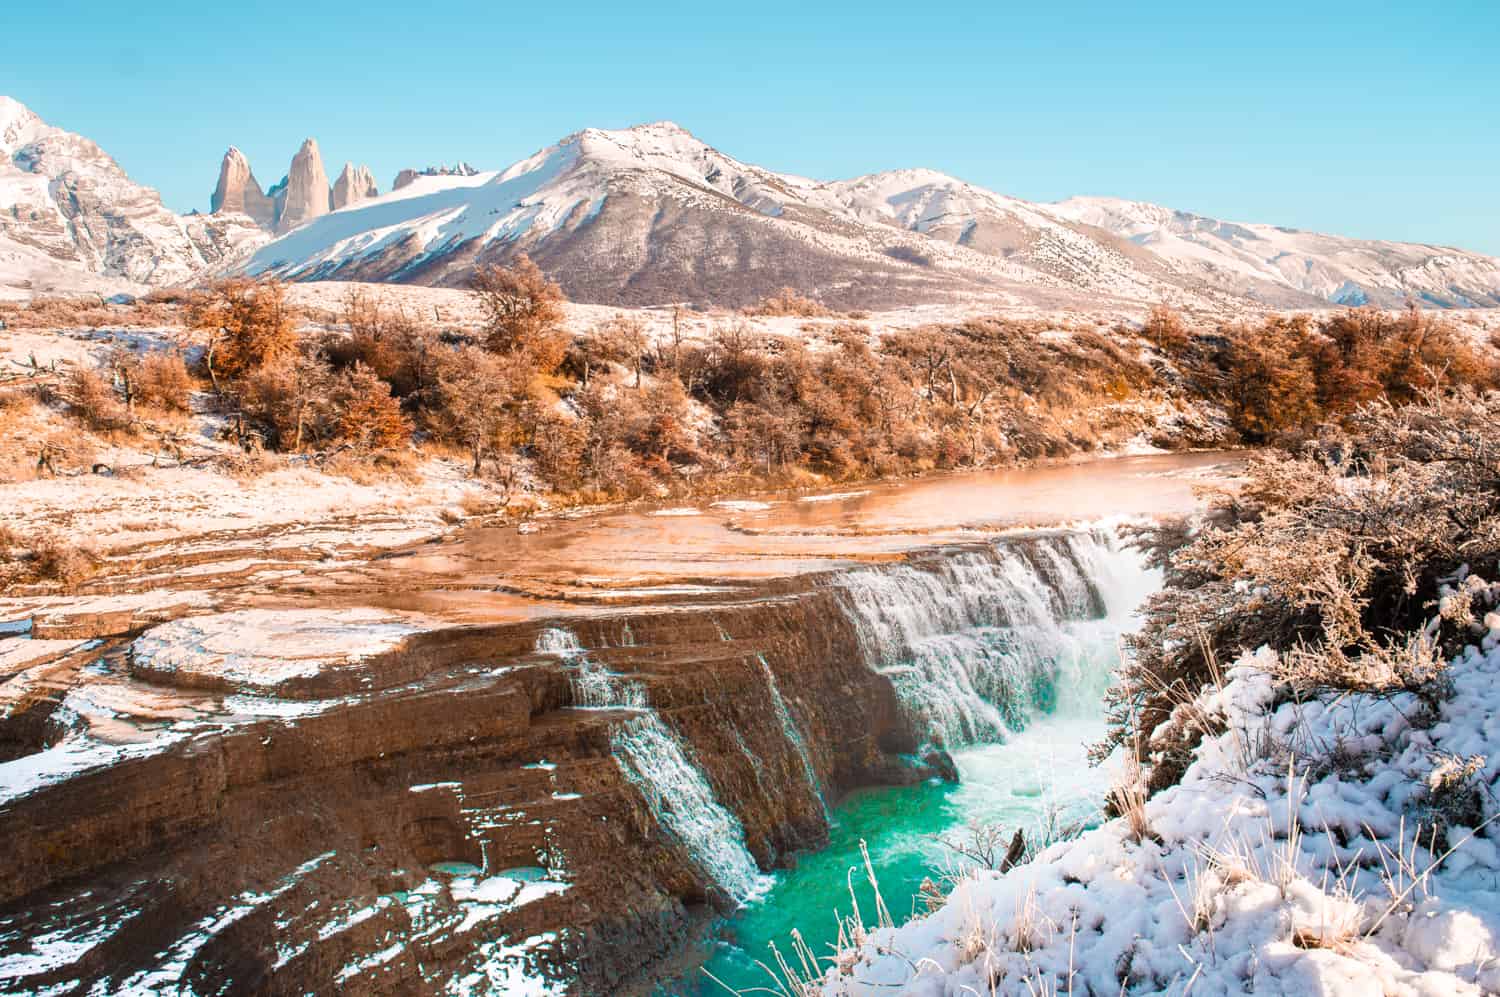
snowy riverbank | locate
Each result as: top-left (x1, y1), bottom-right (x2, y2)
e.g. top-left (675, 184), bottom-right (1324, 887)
top-left (816, 582), bottom-right (1500, 995)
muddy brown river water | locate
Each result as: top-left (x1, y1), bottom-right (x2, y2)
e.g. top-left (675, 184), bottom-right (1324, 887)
top-left (363, 450), bottom-right (1241, 621)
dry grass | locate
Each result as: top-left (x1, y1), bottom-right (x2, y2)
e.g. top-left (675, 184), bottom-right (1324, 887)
top-left (0, 295), bottom-right (187, 330)
top-left (1106, 755), bottom-right (1154, 844)
top-left (321, 448), bottom-right (416, 485)
top-left (745, 287), bottom-right (836, 318)
top-left (0, 529), bottom-right (100, 589)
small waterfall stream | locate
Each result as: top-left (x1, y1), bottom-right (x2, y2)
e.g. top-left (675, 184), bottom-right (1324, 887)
top-left (536, 627), bottom-right (647, 708)
top-left (611, 716), bottom-right (768, 903)
top-left (756, 653), bottom-right (828, 820)
top-left (534, 628), bottom-right (766, 904)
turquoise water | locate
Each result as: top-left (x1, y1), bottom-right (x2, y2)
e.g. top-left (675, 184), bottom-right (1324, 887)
top-left (674, 616), bottom-right (1125, 996)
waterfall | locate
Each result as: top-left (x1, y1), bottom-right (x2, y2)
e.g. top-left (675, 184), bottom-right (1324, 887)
top-left (756, 654), bottom-right (828, 819)
top-left (535, 627), bottom-right (646, 709)
top-left (534, 627), bottom-right (583, 656)
top-left (612, 715), bottom-right (768, 904)
top-left (832, 529), bottom-right (1149, 748)
top-left (536, 628), bottom-right (765, 902)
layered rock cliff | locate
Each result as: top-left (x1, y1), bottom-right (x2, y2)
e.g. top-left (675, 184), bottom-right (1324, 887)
top-left (0, 532), bottom-right (1117, 994)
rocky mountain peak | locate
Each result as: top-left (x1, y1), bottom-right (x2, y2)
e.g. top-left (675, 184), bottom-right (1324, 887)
top-left (275, 137), bottom-right (331, 234)
top-left (210, 146), bottom-right (276, 228)
top-left (332, 162), bottom-right (378, 209)
top-left (391, 162), bottom-right (479, 191)
top-left (0, 96), bottom-right (50, 156)
top-left (0, 97), bottom-right (268, 290)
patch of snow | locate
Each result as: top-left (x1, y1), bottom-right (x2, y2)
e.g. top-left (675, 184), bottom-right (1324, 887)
top-left (711, 500), bottom-right (775, 512)
top-left (128, 608), bottom-right (429, 693)
top-left (0, 637), bottom-right (84, 670)
top-left (798, 490), bottom-right (871, 503)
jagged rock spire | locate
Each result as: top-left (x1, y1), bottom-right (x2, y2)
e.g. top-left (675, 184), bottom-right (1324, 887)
top-left (332, 162), bottom-right (378, 210)
top-left (210, 147), bottom-right (275, 229)
top-left (275, 138), bottom-right (330, 234)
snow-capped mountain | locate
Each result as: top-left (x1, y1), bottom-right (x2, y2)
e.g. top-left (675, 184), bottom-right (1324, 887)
top-left (245, 122), bottom-right (1191, 309)
top-left (812, 168), bottom-right (1190, 295)
top-left (0, 96), bottom-right (265, 294)
top-left (246, 121), bottom-right (1500, 310)
top-left (1048, 196), bottom-right (1500, 308)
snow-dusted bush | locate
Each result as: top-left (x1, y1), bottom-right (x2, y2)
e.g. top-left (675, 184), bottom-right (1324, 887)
top-left (64, 367), bottom-right (130, 433)
top-left (191, 278), bottom-right (299, 383)
top-left (1141, 305), bottom-right (1500, 445)
top-left (130, 351), bottom-right (195, 412)
top-left (746, 286), bottom-right (837, 318)
top-left (1104, 390), bottom-right (1500, 792)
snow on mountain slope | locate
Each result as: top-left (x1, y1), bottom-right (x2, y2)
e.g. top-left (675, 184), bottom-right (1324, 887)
top-left (1050, 195), bottom-right (1500, 308)
top-left (0, 96), bottom-right (266, 294)
top-left (249, 120), bottom-right (1500, 311)
top-left (813, 168), bottom-right (1189, 297)
top-left (247, 122), bottom-right (1200, 310)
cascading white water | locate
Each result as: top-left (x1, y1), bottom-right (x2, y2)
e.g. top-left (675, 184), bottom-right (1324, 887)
top-left (534, 627), bottom-right (646, 709)
top-left (1034, 537), bottom-right (1098, 618)
top-left (534, 627), bottom-right (583, 656)
top-left (612, 715), bottom-right (769, 903)
top-left (832, 529), bottom-right (1150, 747)
top-left (756, 654), bottom-right (828, 819)
top-left (692, 525), bottom-right (1160, 995)
top-left (535, 627), bottom-right (765, 902)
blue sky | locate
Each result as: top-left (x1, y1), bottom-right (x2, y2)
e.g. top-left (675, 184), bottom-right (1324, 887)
top-left (7, 1), bottom-right (1498, 253)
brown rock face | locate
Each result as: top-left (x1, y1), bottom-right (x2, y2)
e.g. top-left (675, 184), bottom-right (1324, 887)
top-left (0, 587), bottom-right (928, 994)
top-left (331, 162), bottom-right (378, 210)
top-left (209, 147), bottom-right (275, 229)
top-left (275, 138), bottom-right (330, 234)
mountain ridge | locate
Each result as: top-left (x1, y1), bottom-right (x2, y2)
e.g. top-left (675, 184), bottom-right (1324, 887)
top-left (245, 119), bottom-right (1500, 310)
top-left (2, 96), bottom-right (1497, 311)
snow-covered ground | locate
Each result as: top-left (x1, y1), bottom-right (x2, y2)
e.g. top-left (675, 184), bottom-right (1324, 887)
top-left (1, 458), bottom-right (484, 553)
top-left (129, 607), bottom-right (430, 694)
top-left (818, 575), bottom-right (1500, 996)
top-left (280, 280), bottom-right (1139, 345)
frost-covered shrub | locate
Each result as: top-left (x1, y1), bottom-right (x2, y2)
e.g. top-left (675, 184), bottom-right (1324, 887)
top-left (745, 286), bottom-right (835, 317)
top-left (132, 352), bottom-right (195, 412)
top-left (1142, 306), bottom-right (1500, 445)
top-left (1104, 390), bottom-right (1500, 792)
top-left (191, 278), bottom-right (299, 383)
top-left (65, 367), bottom-right (130, 433)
